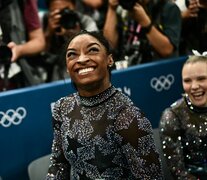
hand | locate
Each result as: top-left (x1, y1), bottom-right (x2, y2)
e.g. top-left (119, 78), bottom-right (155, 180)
top-left (108, 0), bottom-right (119, 10)
top-left (7, 42), bottom-right (20, 62)
top-left (131, 3), bottom-right (151, 27)
top-left (48, 9), bottom-right (62, 34)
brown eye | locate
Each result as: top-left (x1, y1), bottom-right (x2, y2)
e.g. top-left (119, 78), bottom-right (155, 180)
top-left (89, 47), bottom-right (99, 53)
top-left (67, 52), bottom-right (76, 59)
top-left (197, 76), bottom-right (207, 81)
top-left (183, 78), bottom-right (191, 83)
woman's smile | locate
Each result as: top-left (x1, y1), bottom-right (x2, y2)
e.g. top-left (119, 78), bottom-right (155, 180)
top-left (78, 67), bottom-right (95, 75)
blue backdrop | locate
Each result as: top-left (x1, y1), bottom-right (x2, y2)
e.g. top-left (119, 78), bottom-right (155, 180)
top-left (38, 0), bottom-right (47, 10)
top-left (0, 56), bottom-right (187, 180)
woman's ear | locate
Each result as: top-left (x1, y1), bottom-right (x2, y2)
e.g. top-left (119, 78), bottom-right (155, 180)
top-left (107, 54), bottom-right (114, 67)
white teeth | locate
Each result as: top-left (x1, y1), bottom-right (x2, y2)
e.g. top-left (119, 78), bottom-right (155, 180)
top-left (78, 67), bottom-right (94, 75)
top-left (193, 92), bottom-right (203, 97)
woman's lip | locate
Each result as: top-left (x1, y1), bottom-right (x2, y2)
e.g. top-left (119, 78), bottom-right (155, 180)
top-left (193, 93), bottom-right (203, 96)
top-left (191, 92), bottom-right (204, 97)
top-left (191, 92), bottom-right (206, 100)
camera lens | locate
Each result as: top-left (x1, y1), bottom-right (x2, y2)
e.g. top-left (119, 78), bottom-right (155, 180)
top-left (59, 8), bottom-right (80, 29)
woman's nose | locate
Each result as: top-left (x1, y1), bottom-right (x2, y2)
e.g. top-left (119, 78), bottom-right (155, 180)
top-left (191, 81), bottom-right (199, 89)
top-left (77, 55), bottom-right (89, 63)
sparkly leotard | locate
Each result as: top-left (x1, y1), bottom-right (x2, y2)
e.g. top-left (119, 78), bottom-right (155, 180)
top-left (160, 95), bottom-right (207, 179)
top-left (46, 86), bottom-right (163, 179)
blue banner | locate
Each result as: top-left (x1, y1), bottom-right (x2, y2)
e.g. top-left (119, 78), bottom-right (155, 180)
top-left (0, 56), bottom-right (187, 180)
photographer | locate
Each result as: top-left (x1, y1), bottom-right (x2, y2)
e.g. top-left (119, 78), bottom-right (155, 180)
top-left (0, 0), bottom-right (46, 91)
top-left (43, 0), bottom-right (98, 82)
top-left (175, 0), bottom-right (207, 55)
top-left (103, 0), bottom-right (182, 66)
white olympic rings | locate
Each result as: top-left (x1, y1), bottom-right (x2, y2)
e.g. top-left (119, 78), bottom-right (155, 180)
top-left (0, 107), bottom-right (27, 128)
top-left (150, 74), bottom-right (174, 92)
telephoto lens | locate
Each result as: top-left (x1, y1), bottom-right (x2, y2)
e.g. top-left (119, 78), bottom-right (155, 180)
top-left (59, 8), bottom-right (80, 29)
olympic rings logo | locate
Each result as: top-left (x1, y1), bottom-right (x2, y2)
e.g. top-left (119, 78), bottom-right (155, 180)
top-left (150, 74), bottom-right (174, 92)
top-left (0, 107), bottom-right (27, 128)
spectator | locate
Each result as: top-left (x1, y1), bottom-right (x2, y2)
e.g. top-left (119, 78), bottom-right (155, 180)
top-left (175, 0), bottom-right (207, 55)
top-left (0, 0), bottom-right (46, 91)
top-left (43, 0), bottom-right (98, 81)
top-left (159, 51), bottom-right (207, 179)
top-left (103, 0), bottom-right (182, 67)
top-left (46, 30), bottom-right (163, 179)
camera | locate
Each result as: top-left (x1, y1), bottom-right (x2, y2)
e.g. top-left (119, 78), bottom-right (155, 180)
top-left (0, 45), bottom-right (12, 66)
top-left (59, 8), bottom-right (80, 29)
top-left (119, 0), bottom-right (139, 10)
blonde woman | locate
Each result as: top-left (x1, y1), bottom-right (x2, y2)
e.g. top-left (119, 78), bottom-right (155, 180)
top-left (160, 52), bottom-right (207, 179)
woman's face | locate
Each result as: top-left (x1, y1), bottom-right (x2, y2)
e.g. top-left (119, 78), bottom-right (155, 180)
top-left (182, 61), bottom-right (207, 107)
top-left (66, 34), bottom-right (113, 96)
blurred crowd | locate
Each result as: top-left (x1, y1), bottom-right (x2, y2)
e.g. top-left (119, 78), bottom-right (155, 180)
top-left (0, 0), bottom-right (206, 91)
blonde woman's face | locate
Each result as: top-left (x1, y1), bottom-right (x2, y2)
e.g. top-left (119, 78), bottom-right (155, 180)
top-left (182, 61), bottom-right (207, 107)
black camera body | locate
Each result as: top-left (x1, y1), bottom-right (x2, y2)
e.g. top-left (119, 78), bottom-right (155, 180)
top-left (119, 0), bottom-right (138, 10)
top-left (0, 45), bottom-right (12, 66)
top-left (59, 8), bottom-right (80, 29)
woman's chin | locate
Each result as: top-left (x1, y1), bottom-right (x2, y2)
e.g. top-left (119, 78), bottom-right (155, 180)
top-left (192, 100), bottom-right (207, 107)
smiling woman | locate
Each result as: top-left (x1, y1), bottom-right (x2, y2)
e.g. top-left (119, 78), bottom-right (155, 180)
top-left (46, 30), bottom-right (163, 179)
top-left (159, 53), bottom-right (207, 179)
top-left (65, 30), bottom-right (113, 96)
top-left (182, 56), bottom-right (207, 108)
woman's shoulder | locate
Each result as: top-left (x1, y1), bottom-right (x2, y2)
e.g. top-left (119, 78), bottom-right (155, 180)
top-left (170, 97), bottom-right (185, 109)
top-left (114, 90), bottom-right (148, 120)
top-left (114, 89), bottom-right (136, 108)
top-left (161, 0), bottom-right (181, 18)
top-left (53, 93), bottom-right (77, 110)
top-left (161, 97), bottom-right (185, 118)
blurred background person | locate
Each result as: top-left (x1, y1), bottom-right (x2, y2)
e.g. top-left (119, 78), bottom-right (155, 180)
top-left (0, 0), bottom-right (46, 91)
top-left (175, 0), bottom-right (207, 55)
top-left (159, 52), bottom-right (207, 179)
top-left (43, 0), bottom-right (99, 82)
top-left (103, 0), bottom-right (182, 68)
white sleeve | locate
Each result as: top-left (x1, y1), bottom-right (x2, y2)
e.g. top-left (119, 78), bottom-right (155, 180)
top-left (81, 14), bottom-right (99, 31)
top-left (175, 0), bottom-right (187, 11)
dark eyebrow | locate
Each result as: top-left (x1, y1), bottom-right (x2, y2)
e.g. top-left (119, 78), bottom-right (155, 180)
top-left (67, 48), bottom-right (76, 52)
top-left (67, 42), bottom-right (101, 52)
top-left (87, 42), bottom-right (101, 48)
top-left (198, 75), bottom-right (207, 78)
